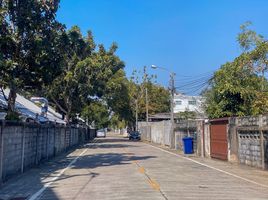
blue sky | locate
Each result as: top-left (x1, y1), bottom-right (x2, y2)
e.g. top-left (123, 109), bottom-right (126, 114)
top-left (57, 0), bottom-right (268, 93)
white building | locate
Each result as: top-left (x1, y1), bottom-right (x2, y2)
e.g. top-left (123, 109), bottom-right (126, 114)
top-left (173, 93), bottom-right (205, 114)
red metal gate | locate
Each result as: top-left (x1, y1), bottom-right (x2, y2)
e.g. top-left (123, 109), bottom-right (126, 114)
top-left (210, 118), bottom-right (228, 160)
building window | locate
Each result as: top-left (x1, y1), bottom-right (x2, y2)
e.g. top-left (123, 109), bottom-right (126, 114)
top-left (175, 100), bottom-right (182, 105)
top-left (188, 100), bottom-right (196, 105)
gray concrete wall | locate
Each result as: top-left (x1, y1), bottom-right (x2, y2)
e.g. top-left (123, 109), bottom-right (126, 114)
top-left (140, 115), bottom-right (268, 170)
top-left (0, 121), bottom-right (94, 182)
top-left (197, 115), bottom-right (268, 170)
top-left (238, 130), bottom-right (262, 168)
top-left (139, 115), bottom-right (268, 170)
top-left (174, 120), bottom-right (203, 155)
top-left (264, 131), bottom-right (268, 169)
top-left (204, 123), bottom-right (210, 158)
top-left (228, 117), bottom-right (239, 162)
top-left (138, 121), bottom-right (171, 146)
top-left (228, 115), bottom-right (268, 169)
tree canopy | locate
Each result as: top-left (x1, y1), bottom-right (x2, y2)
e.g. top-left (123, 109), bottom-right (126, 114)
top-left (0, 0), bottom-right (63, 118)
top-left (205, 22), bottom-right (268, 118)
top-left (0, 1), bottom-right (184, 129)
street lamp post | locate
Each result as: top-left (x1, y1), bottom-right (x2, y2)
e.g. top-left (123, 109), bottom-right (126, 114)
top-left (151, 65), bottom-right (176, 149)
top-left (146, 87), bottom-right (149, 122)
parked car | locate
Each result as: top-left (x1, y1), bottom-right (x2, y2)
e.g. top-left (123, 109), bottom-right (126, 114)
top-left (97, 129), bottom-right (106, 138)
top-left (129, 131), bottom-right (141, 140)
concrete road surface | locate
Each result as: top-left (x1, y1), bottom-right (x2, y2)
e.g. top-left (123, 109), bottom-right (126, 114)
top-left (0, 133), bottom-right (268, 200)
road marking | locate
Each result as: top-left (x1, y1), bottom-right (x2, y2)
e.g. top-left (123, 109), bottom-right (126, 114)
top-left (148, 178), bottom-right (160, 191)
top-left (123, 147), bottom-right (168, 199)
top-left (148, 144), bottom-right (268, 189)
top-left (138, 166), bottom-right (145, 174)
top-left (28, 147), bottom-right (89, 200)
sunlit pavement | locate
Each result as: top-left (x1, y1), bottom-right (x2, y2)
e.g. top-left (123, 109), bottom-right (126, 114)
top-left (0, 132), bottom-right (268, 200)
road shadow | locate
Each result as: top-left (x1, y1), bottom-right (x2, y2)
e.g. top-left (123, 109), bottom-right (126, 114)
top-left (72, 153), bottom-right (155, 169)
top-left (0, 147), bottom-right (87, 200)
top-left (0, 137), bottom-right (154, 200)
top-left (95, 137), bottom-right (129, 143)
top-left (85, 143), bottom-right (137, 149)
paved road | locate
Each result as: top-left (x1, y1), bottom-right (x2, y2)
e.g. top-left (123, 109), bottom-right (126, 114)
top-left (1, 133), bottom-right (268, 200)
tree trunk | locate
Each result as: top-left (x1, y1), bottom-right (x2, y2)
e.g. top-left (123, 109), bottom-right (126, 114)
top-left (64, 98), bottom-right (72, 124)
top-left (7, 87), bottom-right (17, 116)
top-left (65, 112), bottom-right (70, 124)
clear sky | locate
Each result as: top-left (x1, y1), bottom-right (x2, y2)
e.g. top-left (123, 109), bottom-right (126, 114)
top-left (57, 0), bottom-right (268, 93)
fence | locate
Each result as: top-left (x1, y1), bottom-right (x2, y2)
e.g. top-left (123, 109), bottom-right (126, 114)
top-left (174, 120), bottom-right (197, 152)
top-left (138, 121), bottom-right (171, 146)
top-left (232, 115), bottom-right (268, 169)
top-left (138, 120), bottom-right (204, 155)
top-left (0, 121), bottom-right (95, 182)
top-left (139, 115), bottom-right (268, 170)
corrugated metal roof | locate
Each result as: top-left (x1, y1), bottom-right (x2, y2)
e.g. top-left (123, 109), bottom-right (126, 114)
top-left (0, 88), bottom-right (65, 124)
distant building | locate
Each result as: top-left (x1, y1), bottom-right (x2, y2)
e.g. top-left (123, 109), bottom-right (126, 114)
top-left (173, 93), bottom-right (205, 114)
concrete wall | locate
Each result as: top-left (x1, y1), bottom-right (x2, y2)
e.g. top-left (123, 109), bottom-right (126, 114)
top-left (0, 121), bottom-right (95, 182)
top-left (234, 115), bottom-right (268, 169)
top-left (138, 121), bottom-right (171, 146)
top-left (139, 120), bottom-right (202, 153)
top-left (204, 122), bottom-right (210, 158)
top-left (238, 130), bottom-right (262, 168)
top-left (139, 115), bottom-right (268, 170)
top-left (264, 131), bottom-right (268, 169)
top-left (139, 123), bottom-right (151, 141)
top-left (174, 120), bottom-right (204, 156)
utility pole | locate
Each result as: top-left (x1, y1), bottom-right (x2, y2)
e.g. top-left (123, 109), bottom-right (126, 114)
top-left (170, 72), bottom-right (175, 149)
top-left (135, 99), bottom-right (138, 131)
top-left (146, 87), bottom-right (149, 122)
top-left (151, 64), bottom-right (176, 149)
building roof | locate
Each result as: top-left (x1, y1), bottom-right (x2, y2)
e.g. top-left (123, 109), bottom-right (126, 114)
top-left (0, 88), bottom-right (65, 124)
top-left (174, 93), bottom-right (205, 100)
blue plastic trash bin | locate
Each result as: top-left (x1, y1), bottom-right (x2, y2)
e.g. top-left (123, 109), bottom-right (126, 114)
top-left (182, 137), bottom-right (193, 154)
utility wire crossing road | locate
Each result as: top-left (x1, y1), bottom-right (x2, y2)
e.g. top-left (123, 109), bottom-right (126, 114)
top-left (0, 133), bottom-right (268, 200)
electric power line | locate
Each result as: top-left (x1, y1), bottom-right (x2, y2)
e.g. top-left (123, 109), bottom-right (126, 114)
top-left (174, 71), bottom-right (214, 95)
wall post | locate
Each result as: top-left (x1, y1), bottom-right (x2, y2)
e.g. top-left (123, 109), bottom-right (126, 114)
top-left (46, 127), bottom-right (49, 160)
top-left (0, 121), bottom-right (4, 183)
top-left (21, 124), bottom-right (25, 173)
top-left (259, 115), bottom-right (265, 170)
top-left (35, 125), bottom-right (40, 165)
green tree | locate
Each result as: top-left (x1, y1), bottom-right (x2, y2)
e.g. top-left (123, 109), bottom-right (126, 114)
top-left (104, 69), bottom-right (132, 123)
top-left (0, 0), bottom-right (63, 119)
top-left (205, 23), bottom-right (268, 118)
top-left (81, 101), bottom-right (109, 129)
top-left (204, 61), bottom-right (263, 118)
top-left (47, 26), bottom-right (94, 122)
top-left (128, 67), bottom-right (170, 122)
top-left (237, 21), bottom-right (264, 52)
top-left (76, 43), bottom-right (125, 125)
top-left (48, 25), bottom-right (126, 123)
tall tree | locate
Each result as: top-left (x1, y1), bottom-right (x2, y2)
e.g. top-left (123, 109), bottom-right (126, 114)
top-left (81, 101), bottom-right (109, 129)
top-left (49, 27), bottom-right (125, 123)
top-left (48, 26), bottom-right (94, 122)
top-left (204, 60), bottom-right (263, 118)
top-left (0, 0), bottom-right (63, 119)
top-left (78, 43), bottom-right (125, 125)
top-left (205, 23), bottom-right (268, 118)
top-left (237, 21), bottom-right (264, 52)
top-left (104, 69), bottom-right (132, 123)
